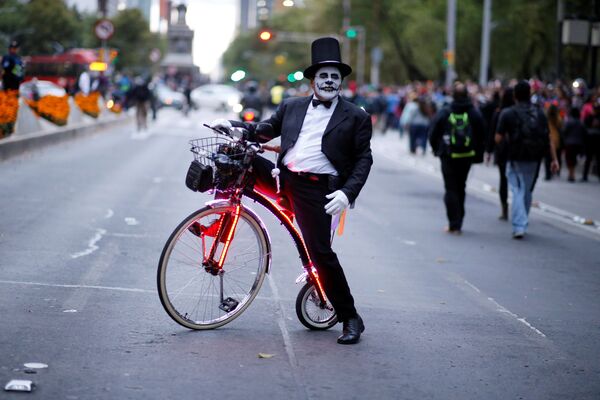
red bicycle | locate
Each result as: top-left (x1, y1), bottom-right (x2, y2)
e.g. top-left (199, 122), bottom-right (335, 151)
top-left (157, 125), bottom-right (337, 330)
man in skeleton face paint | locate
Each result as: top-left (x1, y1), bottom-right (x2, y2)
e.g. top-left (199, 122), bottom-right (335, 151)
top-left (211, 37), bottom-right (373, 345)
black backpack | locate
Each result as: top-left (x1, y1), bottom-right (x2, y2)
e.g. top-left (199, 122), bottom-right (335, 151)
top-left (447, 111), bottom-right (475, 158)
top-left (509, 106), bottom-right (549, 161)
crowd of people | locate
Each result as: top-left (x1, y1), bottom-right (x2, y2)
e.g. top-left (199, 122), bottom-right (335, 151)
top-left (346, 78), bottom-right (600, 184)
top-left (338, 78), bottom-right (598, 238)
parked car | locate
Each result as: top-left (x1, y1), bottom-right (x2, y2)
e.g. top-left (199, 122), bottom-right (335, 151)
top-left (155, 84), bottom-right (185, 110)
top-left (19, 80), bottom-right (66, 100)
top-left (190, 84), bottom-right (242, 112)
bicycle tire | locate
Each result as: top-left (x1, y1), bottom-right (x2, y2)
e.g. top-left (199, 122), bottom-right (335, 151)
top-left (295, 282), bottom-right (337, 330)
top-left (158, 204), bottom-right (269, 330)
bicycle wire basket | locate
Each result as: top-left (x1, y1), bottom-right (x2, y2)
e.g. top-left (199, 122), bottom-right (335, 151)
top-left (189, 136), bottom-right (238, 167)
top-left (187, 136), bottom-right (247, 192)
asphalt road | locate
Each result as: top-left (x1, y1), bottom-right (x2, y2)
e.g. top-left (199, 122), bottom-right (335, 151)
top-left (1, 107), bottom-right (599, 400)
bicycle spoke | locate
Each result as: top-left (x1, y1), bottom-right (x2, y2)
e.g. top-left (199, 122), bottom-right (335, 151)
top-left (158, 206), bottom-right (269, 329)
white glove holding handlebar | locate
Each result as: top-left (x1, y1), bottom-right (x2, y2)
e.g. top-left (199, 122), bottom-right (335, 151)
top-left (324, 190), bottom-right (349, 216)
top-left (209, 118), bottom-right (232, 133)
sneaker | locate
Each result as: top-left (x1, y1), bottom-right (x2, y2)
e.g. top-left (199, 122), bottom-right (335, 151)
top-left (512, 231), bottom-right (525, 239)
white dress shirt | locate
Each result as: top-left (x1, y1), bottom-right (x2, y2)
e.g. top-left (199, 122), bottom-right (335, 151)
top-left (283, 95), bottom-right (339, 175)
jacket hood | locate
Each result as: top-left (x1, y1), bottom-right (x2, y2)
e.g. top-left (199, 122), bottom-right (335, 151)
top-left (450, 97), bottom-right (473, 114)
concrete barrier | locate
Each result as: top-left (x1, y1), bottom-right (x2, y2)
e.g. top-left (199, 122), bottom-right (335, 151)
top-left (0, 104), bottom-right (131, 161)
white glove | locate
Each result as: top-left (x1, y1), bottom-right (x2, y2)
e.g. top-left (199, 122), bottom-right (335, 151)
top-left (209, 118), bottom-right (232, 133)
top-left (324, 190), bottom-right (349, 216)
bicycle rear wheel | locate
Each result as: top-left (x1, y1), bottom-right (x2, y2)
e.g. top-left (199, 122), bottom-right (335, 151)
top-left (158, 204), bottom-right (269, 330)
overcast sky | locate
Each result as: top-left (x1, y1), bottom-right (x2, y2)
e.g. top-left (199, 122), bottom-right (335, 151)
top-left (66, 0), bottom-right (237, 78)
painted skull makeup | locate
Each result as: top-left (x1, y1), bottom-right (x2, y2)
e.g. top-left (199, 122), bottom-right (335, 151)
top-left (313, 66), bottom-right (342, 101)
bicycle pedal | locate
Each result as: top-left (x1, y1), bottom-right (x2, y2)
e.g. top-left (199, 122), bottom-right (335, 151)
top-left (219, 297), bottom-right (239, 312)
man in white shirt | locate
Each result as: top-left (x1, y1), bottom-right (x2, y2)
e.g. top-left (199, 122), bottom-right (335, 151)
top-left (212, 37), bottom-right (373, 344)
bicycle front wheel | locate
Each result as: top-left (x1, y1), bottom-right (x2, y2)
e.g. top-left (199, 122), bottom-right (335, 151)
top-left (158, 204), bottom-right (269, 330)
top-left (295, 282), bottom-right (337, 330)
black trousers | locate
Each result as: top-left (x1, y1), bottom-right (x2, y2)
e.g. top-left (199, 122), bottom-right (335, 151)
top-left (583, 136), bottom-right (600, 180)
top-left (440, 157), bottom-right (473, 231)
top-left (251, 156), bottom-right (357, 322)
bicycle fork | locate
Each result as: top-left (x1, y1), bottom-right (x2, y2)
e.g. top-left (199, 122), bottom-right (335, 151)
top-left (296, 264), bottom-right (332, 311)
top-left (194, 204), bottom-right (242, 312)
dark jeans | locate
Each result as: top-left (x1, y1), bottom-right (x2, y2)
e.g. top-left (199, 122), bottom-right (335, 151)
top-left (251, 157), bottom-right (357, 322)
top-left (497, 160), bottom-right (508, 208)
top-left (440, 157), bottom-right (473, 230)
top-left (409, 124), bottom-right (428, 154)
top-left (583, 135), bottom-right (600, 180)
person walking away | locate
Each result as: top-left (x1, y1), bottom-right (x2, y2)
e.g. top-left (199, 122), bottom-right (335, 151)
top-left (129, 77), bottom-right (151, 131)
top-left (486, 87), bottom-right (514, 220)
top-left (1, 40), bottom-right (24, 91)
top-left (403, 95), bottom-right (431, 155)
top-left (183, 76), bottom-right (193, 116)
top-left (582, 103), bottom-right (600, 182)
top-left (495, 80), bottom-right (559, 239)
top-left (211, 37), bottom-right (372, 345)
top-left (561, 107), bottom-right (586, 182)
top-left (382, 88), bottom-right (400, 134)
top-left (371, 87), bottom-right (388, 132)
top-left (545, 104), bottom-right (563, 180)
top-left (428, 82), bottom-right (485, 234)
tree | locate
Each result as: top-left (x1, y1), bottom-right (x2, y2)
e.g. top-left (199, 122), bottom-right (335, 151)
top-left (0, 0), bottom-right (27, 50)
top-left (22, 0), bottom-right (80, 54)
top-left (109, 8), bottom-right (165, 74)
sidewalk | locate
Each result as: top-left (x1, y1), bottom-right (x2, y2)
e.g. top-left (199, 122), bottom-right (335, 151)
top-left (371, 128), bottom-right (600, 235)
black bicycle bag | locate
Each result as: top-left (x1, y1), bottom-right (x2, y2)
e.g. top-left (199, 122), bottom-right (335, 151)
top-left (185, 160), bottom-right (214, 192)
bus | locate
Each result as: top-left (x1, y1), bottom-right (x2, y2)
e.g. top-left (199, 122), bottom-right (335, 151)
top-left (23, 49), bottom-right (100, 91)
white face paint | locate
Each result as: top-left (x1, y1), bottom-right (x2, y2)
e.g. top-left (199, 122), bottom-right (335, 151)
top-left (312, 66), bottom-right (342, 101)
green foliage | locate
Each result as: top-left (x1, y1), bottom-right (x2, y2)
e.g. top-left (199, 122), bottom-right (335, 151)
top-left (0, 0), bottom-right (27, 49)
top-left (22, 0), bottom-right (80, 54)
top-left (0, 1), bottom-right (163, 74)
top-left (223, 0), bottom-right (597, 85)
top-left (110, 8), bottom-right (165, 74)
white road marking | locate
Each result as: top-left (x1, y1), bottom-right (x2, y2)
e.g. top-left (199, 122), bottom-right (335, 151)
top-left (0, 279), bottom-right (154, 293)
top-left (105, 209), bottom-right (114, 219)
top-left (265, 273), bottom-right (311, 399)
top-left (463, 279), bottom-right (546, 338)
top-left (70, 228), bottom-right (107, 259)
top-left (403, 240), bottom-right (417, 246)
top-left (124, 217), bottom-right (139, 226)
top-left (267, 274), bottom-right (298, 367)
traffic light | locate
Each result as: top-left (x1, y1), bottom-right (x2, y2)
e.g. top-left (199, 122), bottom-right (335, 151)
top-left (443, 50), bottom-right (455, 67)
top-left (345, 28), bottom-right (357, 39)
top-left (259, 29), bottom-right (274, 42)
top-left (231, 69), bottom-right (246, 82)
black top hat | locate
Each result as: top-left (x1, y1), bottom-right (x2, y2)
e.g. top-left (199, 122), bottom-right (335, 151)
top-left (303, 37), bottom-right (352, 79)
top-left (8, 40), bottom-right (19, 49)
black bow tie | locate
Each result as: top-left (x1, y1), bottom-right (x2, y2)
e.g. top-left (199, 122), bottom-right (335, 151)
top-left (312, 98), bottom-right (333, 109)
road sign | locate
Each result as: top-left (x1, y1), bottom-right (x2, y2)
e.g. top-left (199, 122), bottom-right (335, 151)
top-left (94, 19), bottom-right (114, 40)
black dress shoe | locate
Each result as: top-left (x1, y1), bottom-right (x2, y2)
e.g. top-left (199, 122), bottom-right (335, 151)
top-left (337, 315), bottom-right (365, 345)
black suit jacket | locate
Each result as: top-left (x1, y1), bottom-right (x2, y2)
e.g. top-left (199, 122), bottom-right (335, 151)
top-left (242, 96), bottom-right (373, 203)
